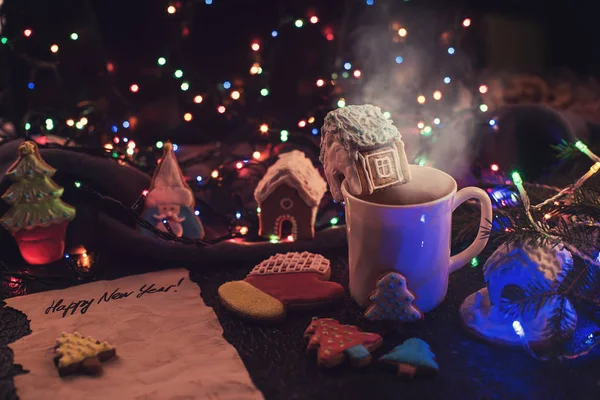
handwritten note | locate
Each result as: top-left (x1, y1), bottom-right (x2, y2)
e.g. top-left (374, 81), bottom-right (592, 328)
top-left (45, 278), bottom-right (185, 318)
top-left (6, 269), bottom-right (263, 400)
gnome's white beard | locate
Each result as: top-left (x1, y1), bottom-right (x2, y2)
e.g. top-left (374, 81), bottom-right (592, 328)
top-left (153, 213), bottom-right (186, 237)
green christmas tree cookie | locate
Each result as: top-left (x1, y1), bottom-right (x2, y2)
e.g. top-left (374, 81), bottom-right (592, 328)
top-left (1, 141), bottom-right (75, 264)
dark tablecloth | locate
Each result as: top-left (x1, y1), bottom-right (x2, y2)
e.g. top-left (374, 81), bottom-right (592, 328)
top-left (1, 246), bottom-right (600, 400)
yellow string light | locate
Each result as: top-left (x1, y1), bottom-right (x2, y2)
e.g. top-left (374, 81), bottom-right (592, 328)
top-left (260, 124), bottom-right (269, 133)
top-left (417, 95), bottom-right (426, 104)
top-left (433, 90), bottom-right (442, 100)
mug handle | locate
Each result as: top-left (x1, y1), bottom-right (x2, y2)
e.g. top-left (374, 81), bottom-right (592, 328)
top-left (448, 187), bottom-right (493, 273)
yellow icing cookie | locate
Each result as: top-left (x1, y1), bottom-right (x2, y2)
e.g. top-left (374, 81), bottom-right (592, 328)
top-left (218, 281), bottom-right (285, 321)
top-left (55, 332), bottom-right (114, 368)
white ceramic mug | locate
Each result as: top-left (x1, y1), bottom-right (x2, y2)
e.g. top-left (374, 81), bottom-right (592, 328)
top-left (342, 164), bottom-right (493, 313)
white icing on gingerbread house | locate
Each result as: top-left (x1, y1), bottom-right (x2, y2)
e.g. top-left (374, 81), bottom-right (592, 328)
top-left (320, 104), bottom-right (411, 201)
top-left (254, 151), bottom-right (327, 240)
top-left (459, 241), bottom-right (577, 348)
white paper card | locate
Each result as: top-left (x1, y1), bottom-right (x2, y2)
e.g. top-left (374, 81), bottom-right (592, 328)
top-left (5, 269), bottom-right (263, 400)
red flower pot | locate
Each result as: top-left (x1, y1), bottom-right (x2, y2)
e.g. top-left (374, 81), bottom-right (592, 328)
top-left (12, 221), bottom-right (70, 265)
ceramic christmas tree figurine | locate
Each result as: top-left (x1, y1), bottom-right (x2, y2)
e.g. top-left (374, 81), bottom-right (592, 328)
top-left (0, 141), bottom-right (76, 264)
top-left (140, 142), bottom-right (205, 239)
top-left (379, 338), bottom-right (439, 378)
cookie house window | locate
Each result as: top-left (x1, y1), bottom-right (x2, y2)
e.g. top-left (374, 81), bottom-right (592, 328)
top-left (280, 197), bottom-right (293, 210)
top-left (375, 157), bottom-right (393, 178)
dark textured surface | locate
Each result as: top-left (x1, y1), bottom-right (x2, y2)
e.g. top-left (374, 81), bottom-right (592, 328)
top-left (192, 249), bottom-right (600, 400)
top-left (2, 248), bottom-right (600, 399)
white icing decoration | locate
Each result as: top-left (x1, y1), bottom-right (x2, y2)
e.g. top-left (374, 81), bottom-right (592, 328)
top-left (320, 105), bottom-right (401, 152)
top-left (280, 197), bottom-right (294, 210)
top-left (319, 104), bottom-right (407, 202)
top-left (460, 288), bottom-right (577, 346)
top-left (254, 150), bottom-right (327, 208)
top-left (460, 241), bottom-right (577, 347)
top-left (249, 252), bottom-right (330, 276)
top-left (273, 214), bottom-right (298, 240)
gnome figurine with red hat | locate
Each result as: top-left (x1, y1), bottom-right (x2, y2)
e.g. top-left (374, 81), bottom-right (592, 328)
top-left (139, 142), bottom-right (205, 239)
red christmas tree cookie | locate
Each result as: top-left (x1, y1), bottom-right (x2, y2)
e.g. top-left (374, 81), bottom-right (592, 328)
top-left (0, 141), bottom-right (75, 265)
top-left (304, 317), bottom-right (383, 367)
top-left (364, 272), bottom-right (423, 322)
top-left (218, 252), bottom-right (344, 322)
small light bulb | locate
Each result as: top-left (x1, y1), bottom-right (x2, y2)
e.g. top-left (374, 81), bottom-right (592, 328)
top-left (80, 117), bottom-right (88, 125)
top-left (480, 104), bottom-right (488, 112)
top-left (398, 28), bottom-right (407, 37)
top-left (253, 151), bottom-right (261, 159)
top-left (250, 64), bottom-right (260, 75)
top-left (298, 120), bottom-right (307, 128)
top-left (194, 95), bottom-right (203, 104)
top-left (66, 119), bottom-right (74, 127)
top-left (308, 116), bottom-right (315, 124)
top-left (217, 105), bottom-right (226, 114)
top-left (236, 162), bottom-right (243, 169)
top-left (448, 47), bottom-right (455, 55)
top-left (184, 112), bottom-right (193, 122)
top-left (417, 95), bottom-right (426, 104)
top-left (260, 88), bottom-right (269, 96)
top-left (167, 5), bottom-right (176, 14)
top-left (251, 42), bottom-right (260, 51)
top-left (157, 57), bottom-right (166, 66)
top-left (433, 90), bottom-right (442, 100)
top-left (211, 170), bottom-right (219, 178)
top-left (240, 226), bottom-right (249, 235)
top-left (353, 70), bottom-right (361, 78)
top-left (417, 121), bottom-right (425, 129)
top-left (294, 19), bottom-right (303, 28)
top-left (180, 82), bottom-right (189, 91)
top-left (50, 44), bottom-right (59, 53)
top-left (479, 84), bottom-right (488, 94)
top-left (316, 79), bottom-right (325, 87)
top-left (490, 164), bottom-right (499, 172)
top-left (196, 175), bottom-right (203, 182)
top-left (231, 90), bottom-right (240, 100)
top-left (174, 69), bottom-right (183, 78)
top-left (462, 18), bottom-right (472, 28)
top-left (512, 321), bottom-right (525, 337)
top-left (260, 124), bottom-right (269, 133)
top-left (70, 32), bottom-right (78, 40)
top-left (130, 84), bottom-right (139, 93)
top-left (337, 99), bottom-right (346, 108)
top-left (24, 29), bottom-right (32, 37)
top-left (310, 16), bottom-right (319, 24)
top-left (156, 141), bottom-right (164, 149)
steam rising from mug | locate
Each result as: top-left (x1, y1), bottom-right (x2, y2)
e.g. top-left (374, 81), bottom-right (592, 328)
top-left (343, 8), bottom-right (478, 180)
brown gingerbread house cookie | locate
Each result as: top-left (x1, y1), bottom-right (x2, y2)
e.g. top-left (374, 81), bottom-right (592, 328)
top-left (320, 104), bottom-right (411, 202)
top-left (254, 151), bottom-right (327, 241)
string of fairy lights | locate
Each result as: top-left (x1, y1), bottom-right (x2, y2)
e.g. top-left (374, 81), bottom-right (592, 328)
top-left (0, 0), bottom-right (497, 240)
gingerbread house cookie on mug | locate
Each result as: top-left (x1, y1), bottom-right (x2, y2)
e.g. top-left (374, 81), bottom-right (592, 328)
top-left (320, 104), bottom-right (411, 202)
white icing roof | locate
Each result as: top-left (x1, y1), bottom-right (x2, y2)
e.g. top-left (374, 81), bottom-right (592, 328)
top-left (320, 104), bottom-right (401, 162)
top-left (483, 241), bottom-right (573, 283)
top-left (254, 150), bottom-right (327, 207)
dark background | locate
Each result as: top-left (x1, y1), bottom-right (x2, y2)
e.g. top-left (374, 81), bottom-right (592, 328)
top-left (0, 0), bottom-right (597, 145)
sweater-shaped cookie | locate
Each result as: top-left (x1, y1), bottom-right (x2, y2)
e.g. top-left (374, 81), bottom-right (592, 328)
top-left (304, 317), bottom-right (383, 367)
top-left (218, 252), bottom-right (344, 322)
top-left (320, 104), bottom-right (411, 202)
top-left (364, 272), bottom-right (423, 322)
top-left (54, 332), bottom-right (117, 377)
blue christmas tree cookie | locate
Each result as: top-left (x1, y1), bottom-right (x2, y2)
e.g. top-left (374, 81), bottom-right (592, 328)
top-left (364, 272), bottom-right (422, 322)
top-left (380, 338), bottom-right (439, 378)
